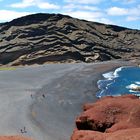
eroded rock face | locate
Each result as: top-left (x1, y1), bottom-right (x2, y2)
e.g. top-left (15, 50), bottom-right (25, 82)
top-left (0, 136), bottom-right (32, 140)
top-left (71, 128), bottom-right (140, 140)
top-left (0, 13), bottom-right (140, 66)
top-left (71, 95), bottom-right (140, 140)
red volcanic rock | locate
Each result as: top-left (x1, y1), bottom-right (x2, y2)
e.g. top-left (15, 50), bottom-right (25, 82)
top-left (71, 130), bottom-right (104, 140)
top-left (76, 94), bottom-right (140, 132)
top-left (0, 136), bottom-right (32, 140)
top-left (71, 128), bottom-right (140, 140)
top-left (71, 94), bottom-right (140, 140)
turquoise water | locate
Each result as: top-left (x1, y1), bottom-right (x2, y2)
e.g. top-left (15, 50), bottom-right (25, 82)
top-left (97, 66), bottom-right (140, 98)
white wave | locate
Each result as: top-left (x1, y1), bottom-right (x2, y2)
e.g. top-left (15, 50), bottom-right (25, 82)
top-left (97, 80), bottom-right (102, 89)
top-left (134, 93), bottom-right (140, 97)
top-left (113, 67), bottom-right (124, 78)
top-left (135, 81), bottom-right (140, 85)
top-left (102, 71), bottom-right (114, 80)
top-left (126, 84), bottom-right (140, 94)
top-left (102, 67), bottom-right (124, 80)
top-left (129, 89), bottom-right (138, 93)
top-left (126, 84), bottom-right (140, 89)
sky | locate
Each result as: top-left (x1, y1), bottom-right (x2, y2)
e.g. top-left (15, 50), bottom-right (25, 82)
top-left (0, 0), bottom-right (139, 29)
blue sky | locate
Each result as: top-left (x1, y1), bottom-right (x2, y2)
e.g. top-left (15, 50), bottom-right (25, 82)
top-left (0, 0), bottom-right (139, 29)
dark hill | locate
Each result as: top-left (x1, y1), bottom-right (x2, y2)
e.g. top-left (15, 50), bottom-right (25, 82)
top-left (0, 13), bottom-right (140, 66)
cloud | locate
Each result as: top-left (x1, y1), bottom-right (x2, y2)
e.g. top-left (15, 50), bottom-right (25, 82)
top-left (0, 10), bottom-right (32, 21)
top-left (123, 0), bottom-right (136, 3)
top-left (63, 4), bottom-right (100, 11)
top-left (99, 18), bottom-right (114, 24)
top-left (10, 0), bottom-right (34, 8)
top-left (126, 16), bottom-right (140, 21)
top-left (64, 0), bottom-right (104, 4)
top-left (62, 10), bottom-right (113, 24)
top-left (107, 6), bottom-right (140, 16)
top-left (112, 0), bottom-right (136, 4)
top-left (10, 0), bottom-right (60, 9)
top-left (62, 1), bottom-right (114, 25)
top-left (107, 7), bottom-right (128, 16)
top-left (107, 5), bottom-right (140, 22)
top-left (62, 2), bottom-right (114, 25)
top-left (63, 11), bottom-right (103, 21)
top-left (37, 2), bottom-right (60, 9)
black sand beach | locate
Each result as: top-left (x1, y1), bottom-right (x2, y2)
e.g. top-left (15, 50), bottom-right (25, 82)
top-left (0, 60), bottom-right (135, 140)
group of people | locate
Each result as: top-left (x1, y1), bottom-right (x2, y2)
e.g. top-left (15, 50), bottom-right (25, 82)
top-left (30, 94), bottom-right (46, 99)
top-left (20, 93), bottom-right (46, 134)
top-left (20, 127), bottom-right (27, 134)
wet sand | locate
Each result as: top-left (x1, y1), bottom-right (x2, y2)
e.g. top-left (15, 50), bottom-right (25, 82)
top-left (0, 60), bottom-right (134, 140)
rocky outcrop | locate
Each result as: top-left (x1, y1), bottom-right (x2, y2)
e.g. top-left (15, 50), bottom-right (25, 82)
top-left (130, 85), bottom-right (140, 91)
top-left (0, 13), bottom-right (140, 66)
top-left (71, 128), bottom-right (140, 140)
top-left (0, 136), bottom-right (32, 140)
top-left (71, 94), bottom-right (140, 140)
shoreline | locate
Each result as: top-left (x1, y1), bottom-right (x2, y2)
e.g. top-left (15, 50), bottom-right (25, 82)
top-left (0, 60), bottom-right (137, 140)
top-left (30, 60), bottom-right (136, 140)
top-left (97, 65), bottom-right (140, 98)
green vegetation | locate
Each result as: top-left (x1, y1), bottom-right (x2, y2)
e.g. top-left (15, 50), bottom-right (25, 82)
top-left (0, 67), bottom-right (16, 71)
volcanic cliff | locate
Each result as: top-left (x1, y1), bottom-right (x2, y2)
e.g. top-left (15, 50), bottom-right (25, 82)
top-left (0, 13), bottom-right (140, 66)
top-left (71, 95), bottom-right (140, 140)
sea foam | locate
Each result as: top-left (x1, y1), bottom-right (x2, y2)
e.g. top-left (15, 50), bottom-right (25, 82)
top-left (97, 66), bottom-right (140, 98)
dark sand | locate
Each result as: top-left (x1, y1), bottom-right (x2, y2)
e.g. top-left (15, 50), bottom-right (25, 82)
top-left (0, 60), bottom-right (135, 140)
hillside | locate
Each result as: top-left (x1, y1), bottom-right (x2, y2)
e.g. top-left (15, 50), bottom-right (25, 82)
top-left (0, 13), bottom-right (140, 66)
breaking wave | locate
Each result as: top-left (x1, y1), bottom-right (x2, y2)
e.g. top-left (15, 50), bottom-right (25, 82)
top-left (97, 66), bottom-right (140, 98)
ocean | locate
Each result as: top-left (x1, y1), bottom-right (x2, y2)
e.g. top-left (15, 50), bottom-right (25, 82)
top-left (97, 66), bottom-right (140, 98)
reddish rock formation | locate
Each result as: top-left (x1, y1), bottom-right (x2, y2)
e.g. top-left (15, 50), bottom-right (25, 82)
top-left (0, 136), bottom-right (32, 140)
top-left (71, 128), bottom-right (140, 140)
top-left (71, 94), bottom-right (140, 140)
